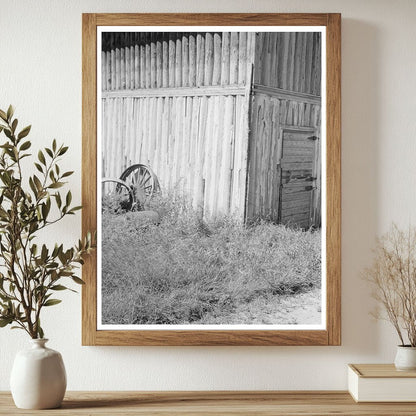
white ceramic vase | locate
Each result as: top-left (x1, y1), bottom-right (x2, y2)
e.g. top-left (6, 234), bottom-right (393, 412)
top-left (10, 339), bottom-right (66, 409)
top-left (394, 346), bottom-right (416, 371)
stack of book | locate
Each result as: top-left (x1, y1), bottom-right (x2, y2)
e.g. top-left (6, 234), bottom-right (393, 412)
top-left (348, 364), bottom-right (416, 402)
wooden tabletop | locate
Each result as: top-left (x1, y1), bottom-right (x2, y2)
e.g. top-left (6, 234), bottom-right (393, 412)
top-left (1, 391), bottom-right (416, 415)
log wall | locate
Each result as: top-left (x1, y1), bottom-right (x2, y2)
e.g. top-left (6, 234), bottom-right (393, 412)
top-left (247, 31), bottom-right (322, 227)
top-left (101, 32), bottom-right (253, 91)
top-left (101, 32), bottom-right (255, 219)
top-left (254, 32), bottom-right (321, 95)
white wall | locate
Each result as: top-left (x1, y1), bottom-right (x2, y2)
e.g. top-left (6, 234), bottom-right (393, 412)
top-left (1, 0), bottom-right (416, 391)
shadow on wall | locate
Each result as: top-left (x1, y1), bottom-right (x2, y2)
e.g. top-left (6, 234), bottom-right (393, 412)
top-left (341, 19), bottom-right (381, 356)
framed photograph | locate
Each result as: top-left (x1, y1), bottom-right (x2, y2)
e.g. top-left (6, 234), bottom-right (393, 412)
top-left (82, 13), bottom-right (341, 346)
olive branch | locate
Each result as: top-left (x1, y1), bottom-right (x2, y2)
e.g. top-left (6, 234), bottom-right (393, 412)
top-left (0, 105), bottom-right (94, 338)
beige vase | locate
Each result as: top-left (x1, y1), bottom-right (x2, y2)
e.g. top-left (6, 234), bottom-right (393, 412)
top-left (10, 339), bottom-right (66, 409)
top-left (394, 346), bottom-right (416, 371)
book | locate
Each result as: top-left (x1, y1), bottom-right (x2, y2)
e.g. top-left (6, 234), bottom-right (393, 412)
top-left (348, 364), bottom-right (416, 402)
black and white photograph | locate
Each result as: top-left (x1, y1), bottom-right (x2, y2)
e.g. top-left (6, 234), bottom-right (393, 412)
top-left (98, 29), bottom-right (324, 328)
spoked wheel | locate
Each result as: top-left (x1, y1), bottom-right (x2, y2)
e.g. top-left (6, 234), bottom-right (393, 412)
top-left (101, 178), bottom-right (134, 213)
top-left (120, 164), bottom-right (161, 209)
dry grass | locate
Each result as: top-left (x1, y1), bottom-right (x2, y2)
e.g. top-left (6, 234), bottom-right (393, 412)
top-left (101, 194), bottom-right (321, 325)
top-left (363, 224), bottom-right (416, 346)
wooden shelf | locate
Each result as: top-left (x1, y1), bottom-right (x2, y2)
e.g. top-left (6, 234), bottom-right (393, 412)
top-left (2, 391), bottom-right (416, 415)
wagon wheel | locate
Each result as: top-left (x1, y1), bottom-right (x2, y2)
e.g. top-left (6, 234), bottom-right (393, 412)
top-left (120, 164), bottom-right (161, 208)
top-left (101, 178), bottom-right (134, 213)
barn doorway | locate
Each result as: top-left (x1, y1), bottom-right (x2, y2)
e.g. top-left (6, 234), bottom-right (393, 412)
top-left (278, 127), bottom-right (320, 229)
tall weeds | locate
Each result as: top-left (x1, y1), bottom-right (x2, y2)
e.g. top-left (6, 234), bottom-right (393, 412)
top-left (101, 193), bottom-right (321, 325)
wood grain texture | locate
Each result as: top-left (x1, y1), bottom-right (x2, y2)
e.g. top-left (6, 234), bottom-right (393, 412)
top-left (82, 13), bottom-right (341, 346)
top-left (82, 13), bottom-right (98, 346)
top-left (350, 364), bottom-right (416, 378)
top-left (1, 391), bottom-right (416, 415)
top-left (325, 13), bottom-right (342, 346)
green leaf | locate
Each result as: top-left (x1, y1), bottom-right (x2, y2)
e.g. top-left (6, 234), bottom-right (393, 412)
top-left (65, 191), bottom-right (72, 207)
top-left (38, 325), bottom-right (44, 339)
top-left (34, 162), bottom-right (43, 173)
top-left (61, 171), bottom-right (74, 178)
top-left (6, 105), bottom-right (14, 121)
top-left (58, 146), bottom-right (68, 156)
top-left (48, 182), bottom-right (64, 189)
top-left (0, 317), bottom-right (13, 327)
top-left (71, 276), bottom-right (85, 285)
top-left (43, 299), bottom-right (62, 307)
top-left (69, 206), bottom-right (82, 212)
top-left (52, 139), bottom-right (57, 152)
top-left (41, 244), bottom-right (48, 262)
top-left (18, 125), bottom-right (31, 140)
top-left (19, 140), bottom-right (31, 151)
top-left (11, 119), bottom-right (18, 133)
top-left (4, 129), bottom-right (12, 140)
top-left (45, 148), bottom-right (53, 158)
top-left (33, 175), bottom-right (43, 192)
top-left (55, 192), bottom-right (62, 208)
top-left (41, 202), bottom-right (50, 221)
top-left (38, 150), bottom-right (46, 165)
top-left (50, 285), bottom-right (68, 291)
top-left (0, 109), bottom-right (7, 121)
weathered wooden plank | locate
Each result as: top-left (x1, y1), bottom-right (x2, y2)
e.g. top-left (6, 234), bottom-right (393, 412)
top-left (182, 33), bottom-right (189, 87)
top-left (212, 32), bottom-right (221, 86)
top-left (156, 35), bottom-right (162, 88)
top-left (229, 32), bottom-right (239, 85)
top-left (188, 33), bottom-right (196, 87)
top-left (102, 85), bottom-right (246, 98)
top-left (196, 33), bottom-right (205, 87)
top-left (221, 32), bottom-right (230, 85)
top-left (145, 34), bottom-right (151, 88)
top-left (175, 34), bottom-right (182, 87)
top-left (237, 32), bottom-right (247, 85)
top-left (204, 32), bottom-right (213, 86)
top-left (168, 33), bottom-right (175, 88)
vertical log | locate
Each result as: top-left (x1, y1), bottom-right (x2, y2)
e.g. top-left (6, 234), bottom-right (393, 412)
top-left (274, 33), bottom-right (281, 88)
top-left (304, 32), bottom-right (313, 94)
top-left (150, 33), bottom-right (156, 88)
top-left (237, 32), bottom-right (247, 85)
top-left (145, 33), bottom-right (151, 88)
top-left (168, 32), bottom-right (175, 87)
top-left (287, 33), bottom-right (296, 91)
top-left (212, 32), bottom-right (222, 86)
top-left (130, 35), bottom-right (135, 89)
top-left (196, 33), bottom-right (205, 87)
top-left (181, 34), bottom-right (189, 87)
top-left (134, 33), bottom-right (140, 89)
top-left (189, 33), bottom-right (196, 87)
top-left (204, 32), bottom-right (213, 86)
top-left (229, 32), bottom-right (239, 85)
top-left (125, 34), bottom-right (130, 90)
top-left (293, 32), bottom-right (304, 92)
top-left (221, 32), bottom-right (230, 85)
top-left (120, 37), bottom-right (126, 89)
top-left (300, 32), bottom-right (308, 93)
top-left (175, 34), bottom-right (182, 87)
top-left (253, 32), bottom-right (263, 84)
top-left (162, 33), bottom-right (168, 87)
top-left (115, 34), bottom-right (121, 90)
top-left (280, 32), bottom-right (290, 90)
top-left (140, 33), bottom-right (145, 88)
top-left (156, 34), bottom-right (162, 88)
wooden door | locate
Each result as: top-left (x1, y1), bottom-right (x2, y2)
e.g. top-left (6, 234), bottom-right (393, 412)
top-left (278, 128), bottom-right (319, 229)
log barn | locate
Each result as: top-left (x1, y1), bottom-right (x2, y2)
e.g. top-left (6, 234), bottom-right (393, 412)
top-left (101, 31), bottom-right (322, 228)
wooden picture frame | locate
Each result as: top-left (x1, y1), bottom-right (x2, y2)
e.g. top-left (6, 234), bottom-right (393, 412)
top-left (82, 13), bottom-right (341, 346)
